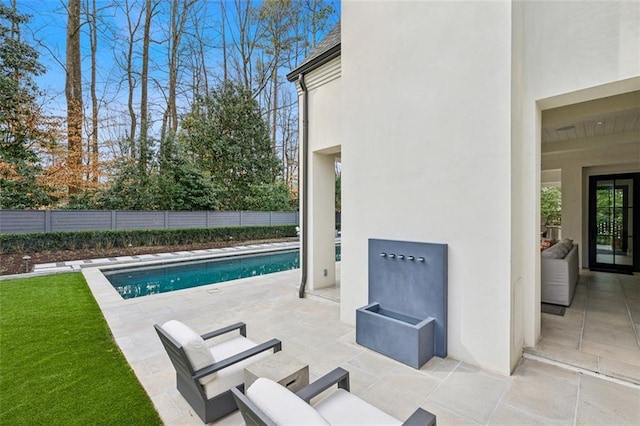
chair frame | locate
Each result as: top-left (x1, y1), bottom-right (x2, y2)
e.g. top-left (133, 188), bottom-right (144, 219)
top-left (155, 321), bottom-right (282, 424)
top-left (232, 367), bottom-right (436, 426)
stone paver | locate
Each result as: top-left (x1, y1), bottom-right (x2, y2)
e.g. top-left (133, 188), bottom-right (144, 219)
top-left (529, 271), bottom-right (640, 384)
top-left (78, 260), bottom-right (640, 425)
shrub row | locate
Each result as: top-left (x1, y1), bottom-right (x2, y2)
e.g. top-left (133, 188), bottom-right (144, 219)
top-left (0, 225), bottom-right (298, 254)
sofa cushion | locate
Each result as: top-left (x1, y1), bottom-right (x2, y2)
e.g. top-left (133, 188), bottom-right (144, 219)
top-left (247, 378), bottom-right (329, 425)
top-left (162, 320), bottom-right (216, 384)
top-left (541, 240), bottom-right (575, 259)
top-left (541, 244), bottom-right (567, 259)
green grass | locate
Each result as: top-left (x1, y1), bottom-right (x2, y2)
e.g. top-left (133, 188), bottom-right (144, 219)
top-left (0, 273), bottom-right (162, 425)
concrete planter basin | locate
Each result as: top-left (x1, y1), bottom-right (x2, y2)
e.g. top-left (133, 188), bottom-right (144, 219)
top-left (356, 302), bottom-right (435, 368)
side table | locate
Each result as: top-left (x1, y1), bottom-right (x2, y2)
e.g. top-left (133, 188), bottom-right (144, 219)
top-left (244, 351), bottom-right (309, 393)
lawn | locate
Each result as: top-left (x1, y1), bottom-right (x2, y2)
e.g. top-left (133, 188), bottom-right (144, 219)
top-left (0, 273), bottom-right (162, 425)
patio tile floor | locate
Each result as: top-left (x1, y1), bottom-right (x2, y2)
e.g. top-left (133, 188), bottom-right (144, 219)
top-left (81, 263), bottom-right (640, 425)
top-left (527, 270), bottom-right (640, 385)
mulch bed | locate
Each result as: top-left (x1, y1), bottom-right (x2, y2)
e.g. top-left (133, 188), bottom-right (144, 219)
top-left (0, 238), bottom-right (297, 276)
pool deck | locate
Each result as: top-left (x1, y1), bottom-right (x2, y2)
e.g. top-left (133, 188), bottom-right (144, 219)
top-left (75, 247), bottom-right (640, 425)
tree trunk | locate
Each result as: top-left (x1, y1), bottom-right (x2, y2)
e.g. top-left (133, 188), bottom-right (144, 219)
top-left (139, 0), bottom-right (153, 171)
top-left (65, 0), bottom-right (83, 196)
top-left (220, 0), bottom-right (227, 83)
top-left (87, 0), bottom-right (99, 184)
top-left (161, 0), bottom-right (191, 147)
top-left (126, 1), bottom-right (137, 159)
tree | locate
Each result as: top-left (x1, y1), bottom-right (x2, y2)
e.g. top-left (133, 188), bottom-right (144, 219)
top-left (65, 0), bottom-right (84, 197)
top-left (541, 186), bottom-right (561, 225)
top-left (244, 181), bottom-right (294, 211)
top-left (139, 0), bottom-right (157, 173)
top-left (159, 0), bottom-right (194, 146)
top-left (154, 138), bottom-right (216, 210)
top-left (117, 0), bottom-right (143, 161)
top-left (93, 161), bottom-right (152, 209)
top-left (0, 2), bottom-right (55, 208)
top-left (181, 81), bottom-right (281, 210)
top-left (258, 0), bottom-right (299, 153)
top-left (85, 0), bottom-right (99, 184)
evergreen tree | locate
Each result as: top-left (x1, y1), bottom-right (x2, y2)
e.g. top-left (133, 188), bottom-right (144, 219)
top-left (0, 4), bottom-right (54, 208)
top-left (154, 135), bottom-right (217, 211)
top-left (181, 81), bottom-right (282, 210)
top-left (244, 181), bottom-right (294, 211)
top-left (93, 159), bottom-right (156, 210)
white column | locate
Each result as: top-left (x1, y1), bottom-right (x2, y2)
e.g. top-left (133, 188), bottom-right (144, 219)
top-left (307, 152), bottom-right (336, 290)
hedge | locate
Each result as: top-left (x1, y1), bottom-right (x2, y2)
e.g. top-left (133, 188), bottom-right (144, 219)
top-left (0, 225), bottom-right (298, 254)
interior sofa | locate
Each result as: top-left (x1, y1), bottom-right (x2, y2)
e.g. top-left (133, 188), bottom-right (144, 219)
top-left (541, 240), bottom-right (579, 306)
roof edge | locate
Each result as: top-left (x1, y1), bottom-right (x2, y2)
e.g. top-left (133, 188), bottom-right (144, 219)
top-left (286, 44), bottom-right (341, 82)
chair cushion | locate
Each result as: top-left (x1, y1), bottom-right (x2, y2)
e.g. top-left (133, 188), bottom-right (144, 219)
top-left (162, 320), bottom-right (216, 385)
top-left (203, 336), bottom-right (270, 398)
top-left (315, 389), bottom-right (402, 425)
top-left (247, 378), bottom-right (329, 426)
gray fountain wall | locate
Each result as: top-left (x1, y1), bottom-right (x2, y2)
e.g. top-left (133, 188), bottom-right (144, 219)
top-left (356, 239), bottom-right (448, 369)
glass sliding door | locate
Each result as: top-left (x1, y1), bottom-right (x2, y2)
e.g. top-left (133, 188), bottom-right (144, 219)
top-left (589, 174), bottom-right (639, 273)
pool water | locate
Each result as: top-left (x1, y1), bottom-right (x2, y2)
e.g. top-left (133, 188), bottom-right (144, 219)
top-left (104, 247), bottom-right (340, 299)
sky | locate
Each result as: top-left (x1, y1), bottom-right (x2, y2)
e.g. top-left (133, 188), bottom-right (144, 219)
top-left (16, 0), bottom-right (341, 130)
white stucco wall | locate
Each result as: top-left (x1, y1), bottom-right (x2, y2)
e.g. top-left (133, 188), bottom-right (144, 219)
top-left (299, 57), bottom-right (342, 290)
top-left (304, 57), bottom-right (342, 153)
top-left (515, 0), bottom-right (640, 353)
top-left (341, 1), bottom-right (514, 375)
top-left (338, 0), bottom-right (639, 375)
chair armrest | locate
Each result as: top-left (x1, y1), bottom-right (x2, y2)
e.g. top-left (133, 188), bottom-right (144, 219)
top-left (402, 408), bottom-right (436, 426)
top-left (193, 338), bottom-right (282, 379)
top-left (201, 322), bottom-right (247, 340)
top-left (295, 367), bottom-right (350, 403)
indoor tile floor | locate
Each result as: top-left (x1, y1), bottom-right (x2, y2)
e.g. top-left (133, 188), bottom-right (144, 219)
top-left (82, 266), bottom-right (640, 425)
top-left (526, 270), bottom-right (640, 384)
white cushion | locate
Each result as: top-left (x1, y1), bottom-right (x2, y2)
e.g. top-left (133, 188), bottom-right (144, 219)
top-left (203, 336), bottom-right (270, 398)
top-left (162, 320), bottom-right (216, 384)
top-left (315, 389), bottom-right (402, 426)
top-left (209, 335), bottom-right (257, 360)
top-left (247, 378), bottom-right (329, 426)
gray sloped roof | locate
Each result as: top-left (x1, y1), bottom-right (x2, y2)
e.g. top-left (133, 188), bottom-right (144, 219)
top-left (287, 21), bottom-right (341, 81)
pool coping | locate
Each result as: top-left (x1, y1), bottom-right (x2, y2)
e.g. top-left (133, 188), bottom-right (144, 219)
top-left (77, 241), bottom-right (306, 316)
top-left (100, 243), bottom-right (307, 300)
top-left (19, 241), bottom-right (301, 276)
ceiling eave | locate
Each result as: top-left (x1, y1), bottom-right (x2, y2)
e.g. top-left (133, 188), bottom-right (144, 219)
top-left (286, 44), bottom-right (341, 82)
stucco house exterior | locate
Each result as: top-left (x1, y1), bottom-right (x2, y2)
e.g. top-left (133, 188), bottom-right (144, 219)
top-left (287, 1), bottom-right (640, 376)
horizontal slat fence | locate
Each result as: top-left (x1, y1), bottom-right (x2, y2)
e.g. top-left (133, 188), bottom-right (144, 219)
top-left (0, 210), bottom-right (298, 234)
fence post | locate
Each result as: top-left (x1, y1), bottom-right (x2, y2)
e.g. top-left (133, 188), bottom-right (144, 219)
top-left (111, 210), bottom-right (117, 230)
top-left (269, 211), bottom-right (273, 226)
top-left (164, 211), bottom-right (169, 229)
top-left (45, 210), bottom-right (52, 232)
top-left (240, 211), bottom-right (244, 226)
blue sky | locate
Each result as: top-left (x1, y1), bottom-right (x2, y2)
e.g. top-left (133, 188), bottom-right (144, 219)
top-left (17, 0), bottom-right (340, 125)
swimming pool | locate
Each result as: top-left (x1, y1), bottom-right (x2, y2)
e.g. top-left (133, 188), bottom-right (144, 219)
top-left (104, 247), bottom-right (340, 299)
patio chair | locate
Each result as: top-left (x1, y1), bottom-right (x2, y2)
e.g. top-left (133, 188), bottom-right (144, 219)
top-left (154, 320), bottom-right (282, 424)
top-left (231, 367), bottom-right (436, 426)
